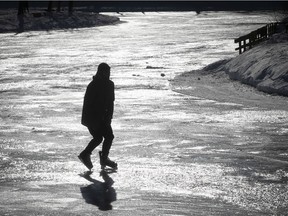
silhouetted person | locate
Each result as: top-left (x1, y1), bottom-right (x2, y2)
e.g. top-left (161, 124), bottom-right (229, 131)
top-left (78, 63), bottom-right (117, 170)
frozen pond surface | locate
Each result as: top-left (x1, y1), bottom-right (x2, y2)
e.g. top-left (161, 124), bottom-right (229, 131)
top-left (1, 11), bottom-right (288, 215)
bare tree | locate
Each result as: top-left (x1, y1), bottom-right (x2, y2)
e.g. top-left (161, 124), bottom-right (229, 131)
top-left (57, 1), bottom-right (61, 12)
top-left (68, 1), bottom-right (73, 16)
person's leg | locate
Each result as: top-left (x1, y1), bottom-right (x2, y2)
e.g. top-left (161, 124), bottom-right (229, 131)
top-left (79, 127), bottom-right (103, 170)
top-left (82, 127), bottom-right (103, 154)
top-left (101, 124), bottom-right (114, 159)
top-left (99, 124), bottom-right (117, 168)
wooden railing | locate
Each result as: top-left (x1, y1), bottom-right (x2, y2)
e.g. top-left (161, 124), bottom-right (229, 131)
top-left (234, 22), bottom-right (278, 54)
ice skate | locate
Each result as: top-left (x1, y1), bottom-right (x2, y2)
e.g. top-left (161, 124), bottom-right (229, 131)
top-left (99, 151), bottom-right (118, 170)
top-left (78, 152), bottom-right (93, 171)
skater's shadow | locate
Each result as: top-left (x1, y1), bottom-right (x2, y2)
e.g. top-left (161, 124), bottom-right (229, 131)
top-left (79, 170), bottom-right (117, 211)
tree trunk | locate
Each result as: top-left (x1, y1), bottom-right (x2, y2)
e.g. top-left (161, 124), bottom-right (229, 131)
top-left (17, 1), bottom-right (29, 33)
top-left (47, 1), bottom-right (53, 13)
top-left (68, 1), bottom-right (73, 16)
top-left (57, 1), bottom-right (61, 12)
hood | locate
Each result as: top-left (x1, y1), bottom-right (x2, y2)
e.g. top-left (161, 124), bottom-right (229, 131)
top-left (95, 63), bottom-right (110, 80)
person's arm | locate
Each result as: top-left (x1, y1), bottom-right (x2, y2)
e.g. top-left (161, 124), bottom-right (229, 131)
top-left (105, 82), bottom-right (115, 122)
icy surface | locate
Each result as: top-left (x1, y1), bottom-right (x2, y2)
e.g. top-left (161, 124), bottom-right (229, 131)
top-left (1, 11), bottom-right (288, 215)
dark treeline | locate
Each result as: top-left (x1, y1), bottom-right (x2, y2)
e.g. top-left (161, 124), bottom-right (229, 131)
top-left (0, 1), bottom-right (287, 12)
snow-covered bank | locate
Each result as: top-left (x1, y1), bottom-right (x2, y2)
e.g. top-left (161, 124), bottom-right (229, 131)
top-left (223, 32), bottom-right (288, 96)
top-left (0, 9), bottom-right (120, 33)
top-left (173, 31), bottom-right (288, 97)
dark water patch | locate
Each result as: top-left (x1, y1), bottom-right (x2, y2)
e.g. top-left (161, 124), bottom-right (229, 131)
top-left (116, 84), bottom-right (167, 91)
top-left (164, 42), bottom-right (177, 46)
top-left (0, 77), bottom-right (25, 83)
top-left (0, 89), bottom-right (12, 94)
top-left (31, 128), bottom-right (61, 134)
top-left (146, 66), bottom-right (165, 69)
top-left (0, 113), bottom-right (25, 122)
top-left (235, 22), bottom-right (268, 26)
top-left (0, 88), bottom-right (39, 96)
top-left (51, 84), bottom-right (83, 90)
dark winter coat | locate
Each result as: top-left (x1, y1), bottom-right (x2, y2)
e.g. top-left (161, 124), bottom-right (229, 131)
top-left (81, 75), bottom-right (115, 128)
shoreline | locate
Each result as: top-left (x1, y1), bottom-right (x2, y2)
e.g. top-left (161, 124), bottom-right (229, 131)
top-left (171, 66), bottom-right (288, 110)
top-left (171, 31), bottom-right (288, 107)
top-left (0, 9), bottom-right (120, 33)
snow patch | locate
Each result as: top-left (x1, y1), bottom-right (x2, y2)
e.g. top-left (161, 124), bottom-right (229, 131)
top-left (174, 25), bottom-right (288, 97)
top-left (221, 32), bottom-right (288, 96)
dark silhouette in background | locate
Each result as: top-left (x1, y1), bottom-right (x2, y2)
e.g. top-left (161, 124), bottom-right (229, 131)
top-left (5, 1), bottom-right (286, 33)
top-left (16, 1), bottom-right (74, 32)
top-left (17, 1), bottom-right (29, 33)
top-left (80, 170), bottom-right (116, 211)
top-left (47, 1), bottom-right (73, 15)
top-left (78, 63), bottom-right (117, 171)
top-left (5, 1), bottom-right (287, 12)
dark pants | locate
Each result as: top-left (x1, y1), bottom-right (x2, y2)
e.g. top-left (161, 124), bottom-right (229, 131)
top-left (83, 123), bottom-right (114, 158)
